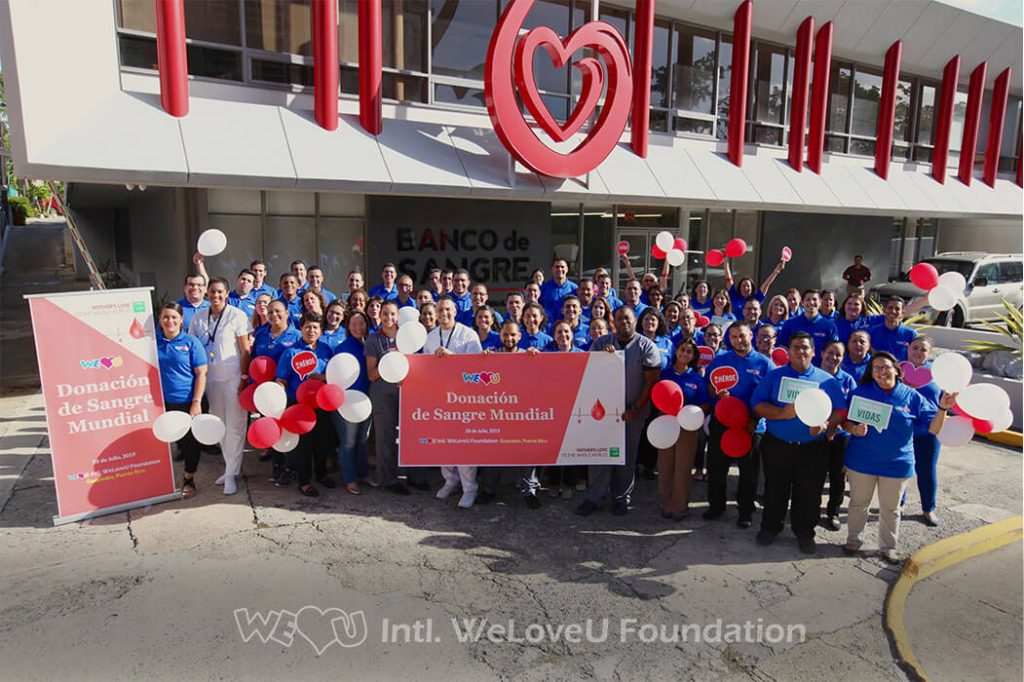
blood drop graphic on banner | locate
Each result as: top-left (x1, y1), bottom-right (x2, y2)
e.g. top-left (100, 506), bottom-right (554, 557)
top-left (710, 366), bottom-right (740, 392)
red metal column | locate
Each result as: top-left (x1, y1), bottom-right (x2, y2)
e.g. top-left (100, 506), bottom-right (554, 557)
top-left (958, 62), bottom-right (987, 186)
top-left (313, 0), bottom-right (339, 131)
top-left (787, 17), bottom-right (814, 172)
top-left (931, 56), bottom-right (960, 184)
top-left (155, 0), bottom-right (189, 117)
top-left (631, 0), bottom-right (655, 158)
top-left (359, 0), bottom-right (383, 135)
top-left (982, 67), bottom-right (1011, 187)
top-left (873, 41), bottom-right (902, 180)
top-left (806, 22), bottom-right (833, 175)
top-left (727, 0), bottom-right (753, 167)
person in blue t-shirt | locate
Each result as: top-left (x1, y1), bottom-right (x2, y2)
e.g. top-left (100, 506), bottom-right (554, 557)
top-left (556, 296), bottom-right (591, 349)
top-left (905, 336), bottom-right (945, 527)
top-left (820, 290), bottom-right (840, 321)
top-left (841, 329), bottom-right (872, 382)
top-left (518, 303), bottom-right (553, 350)
top-left (331, 310), bottom-right (375, 495)
top-left (539, 258), bottom-right (578, 322)
top-left (177, 273), bottom-right (210, 331)
top-left (657, 338), bottom-right (710, 519)
top-left (449, 269), bottom-right (473, 313)
top-left (725, 298), bottom-right (764, 350)
top-left (227, 269), bottom-right (257, 318)
top-left (395, 274), bottom-right (417, 309)
top-left (277, 274), bottom-right (304, 327)
top-left (306, 266), bottom-right (337, 305)
top-left (724, 258), bottom-right (784, 318)
top-left (777, 289), bottom-right (839, 364)
top-left (595, 272), bottom-right (623, 312)
top-left (472, 306), bottom-right (503, 351)
top-left (367, 262), bottom-right (399, 301)
top-left (252, 300), bottom-right (302, 368)
top-left (638, 308), bottom-right (673, 369)
top-left (249, 260), bottom-right (276, 300)
top-left (275, 314), bottom-right (336, 498)
top-left (835, 292), bottom-right (882, 344)
top-left (156, 302), bottom-right (208, 498)
top-left (622, 280), bottom-right (649, 318)
top-left (840, 351), bottom-right (955, 563)
top-left (752, 332), bottom-right (847, 553)
top-left (708, 289), bottom-right (737, 330)
top-left (691, 280), bottom-right (712, 315)
top-left (670, 308), bottom-right (704, 348)
top-left (867, 297), bottom-right (918, 362)
top-left (457, 283), bottom-right (505, 328)
top-left (819, 339), bottom-right (858, 530)
top-left (704, 321), bottom-right (773, 526)
top-left (320, 301), bottom-right (347, 351)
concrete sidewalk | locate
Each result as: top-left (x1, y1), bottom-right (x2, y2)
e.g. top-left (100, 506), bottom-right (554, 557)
top-left (0, 390), bottom-right (1020, 680)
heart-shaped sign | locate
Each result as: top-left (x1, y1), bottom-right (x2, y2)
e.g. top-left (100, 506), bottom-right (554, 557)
top-left (695, 315), bottom-right (711, 329)
top-left (899, 361), bottom-right (933, 388)
top-left (516, 34), bottom-right (603, 143)
top-left (100, 357), bottom-right (114, 369)
top-left (291, 350), bottom-right (318, 380)
top-left (710, 366), bottom-right (740, 392)
top-left (479, 372), bottom-right (493, 386)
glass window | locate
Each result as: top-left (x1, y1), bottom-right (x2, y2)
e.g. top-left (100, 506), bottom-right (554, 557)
top-left (186, 44), bottom-right (243, 81)
top-left (581, 207), bottom-right (613, 278)
top-left (828, 65), bottom-right (852, 132)
top-left (716, 35), bottom-right (732, 139)
top-left (894, 79), bottom-right (913, 142)
top-left (917, 83), bottom-right (936, 145)
top-left (267, 191), bottom-right (315, 215)
top-left (118, 0), bottom-right (242, 45)
top-left (1001, 96), bottom-right (1022, 159)
top-left (753, 126), bottom-right (783, 146)
top-left (319, 192), bottom-right (365, 217)
top-left (650, 110), bottom-right (669, 132)
top-left (430, 0), bottom-right (500, 80)
top-left (998, 260), bottom-right (1023, 284)
top-left (266, 217), bottom-right (316, 283)
top-left (118, 34), bottom-right (158, 70)
top-left (318, 217), bottom-right (365, 288)
top-left (753, 43), bottom-right (786, 124)
top-left (948, 89), bottom-right (969, 151)
top-left (340, 0), bottom-right (427, 72)
top-left (434, 83), bottom-right (486, 108)
top-left (208, 189), bottom-right (261, 214)
top-left (520, 0), bottom-right (571, 95)
top-left (649, 20), bottom-right (671, 109)
top-left (849, 138), bottom-right (876, 156)
top-left (851, 68), bottom-right (883, 138)
top-left (675, 117), bottom-right (712, 136)
top-left (202, 215), bottom-right (262, 283)
top-left (251, 59), bottom-right (313, 86)
top-left (671, 24), bottom-right (716, 115)
top-left (245, 0), bottom-right (312, 56)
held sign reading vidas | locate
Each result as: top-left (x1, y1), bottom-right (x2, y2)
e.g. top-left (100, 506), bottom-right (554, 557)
top-left (485, 0), bottom-right (634, 179)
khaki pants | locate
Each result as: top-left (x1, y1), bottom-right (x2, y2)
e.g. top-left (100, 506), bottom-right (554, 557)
top-left (657, 430), bottom-right (699, 514)
top-left (845, 469), bottom-right (909, 552)
top-left (846, 284), bottom-right (865, 298)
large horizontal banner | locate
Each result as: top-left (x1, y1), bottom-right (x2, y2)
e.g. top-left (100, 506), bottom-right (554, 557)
top-left (26, 288), bottom-right (178, 525)
top-left (399, 352), bottom-right (625, 467)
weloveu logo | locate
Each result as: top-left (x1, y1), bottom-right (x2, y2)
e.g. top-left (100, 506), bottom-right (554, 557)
top-left (462, 371), bottom-right (501, 386)
top-left (80, 356), bottom-right (124, 370)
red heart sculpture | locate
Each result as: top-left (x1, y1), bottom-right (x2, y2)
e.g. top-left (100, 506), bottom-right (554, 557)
top-left (486, 0), bottom-right (633, 179)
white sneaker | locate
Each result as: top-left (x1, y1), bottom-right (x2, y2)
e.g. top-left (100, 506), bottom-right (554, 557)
top-left (223, 476), bottom-right (237, 495)
top-left (457, 490), bottom-right (477, 509)
top-left (215, 474), bottom-right (225, 486)
top-left (436, 480), bottom-right (460, 500)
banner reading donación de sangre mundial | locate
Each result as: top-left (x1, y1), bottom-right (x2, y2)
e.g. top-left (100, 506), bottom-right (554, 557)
top-left (26, 288), bottom-right (178, 525)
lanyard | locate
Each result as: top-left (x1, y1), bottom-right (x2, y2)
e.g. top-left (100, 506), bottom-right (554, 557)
top-left (205, 311), bottom-right (225, 350)
top-left (441, 327), bottom-right (456, 349)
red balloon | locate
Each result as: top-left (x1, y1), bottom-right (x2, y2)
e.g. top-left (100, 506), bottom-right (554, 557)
top-left (695, 315), bottom-right (711, 329)
top-left (714, 396), bottom-right (749, 429)
top-left (238, 383), bottom-right (258, 413)
top-left (706, 249), bottom-right (724, 267)
top-left (247, 417), bottom-right (281, 449)
top-left (280, 404), bottom-right (317, 435)
top-left (771, 347), bottom-right (789, 367)
top-left (972, 417), bottom-right (994, 434)
top-left (651, 244), bottom-right (667, 259)
top-left (908, 262), bottom-right (940, 291)
top-left (721, 427), bottom-right (752, 458)
top-left (673, 237), bottom-right (687, 253)
top-left (724, 238), bottom-right (748, 259)
top-left (316, 383), bottom-right (345, 411)
top-left (249, 356), bottom-right (277, 385)
top-left (296, 379), bottom-right (325, 409)
top-left (651, 380), bottom-right (684, 416)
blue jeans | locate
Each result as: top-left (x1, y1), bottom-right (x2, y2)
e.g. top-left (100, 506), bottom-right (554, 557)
top-left (913, 433), bottom-right (941, 512)
top-left (331, 411), bottom-right (370, 484)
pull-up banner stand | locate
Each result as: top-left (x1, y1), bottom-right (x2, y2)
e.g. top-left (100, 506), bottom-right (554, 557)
top-left (25, 287), bottom-right (179, 525)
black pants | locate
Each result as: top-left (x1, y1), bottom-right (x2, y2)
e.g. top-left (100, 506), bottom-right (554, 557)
top-left (637, 412), bottom-right (658, 473)
top-left (707, 417), bottom-right (756, 517)
top-left (760, 433), bottom-right (829, 539)
top-left (167, 402), bottom-right (202, 474)
top-left (296, 410), bottom-right (335, 487)
top-left (826, 435), bottom-right (850, 517)
top-left (545, 465), bottom-right (582, 488)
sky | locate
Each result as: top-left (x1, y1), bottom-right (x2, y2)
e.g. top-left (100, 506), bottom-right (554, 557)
top-left (939, 0), bottom-right (1023, 25)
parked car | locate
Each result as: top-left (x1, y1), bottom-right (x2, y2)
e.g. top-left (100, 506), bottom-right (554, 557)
top-left (869, 252), bottom-right (1024, 327)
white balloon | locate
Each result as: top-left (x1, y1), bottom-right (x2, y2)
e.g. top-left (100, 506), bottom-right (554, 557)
top-left (253, 381), bottom-right (287, 418)
top-left (398, 307), bottom-right (420, 327)
top-left (338, 389), bottom-right (372, 422)
top-left (794, 388), bottom-right (832, 427)
top-left (196, 228), bottom-right (227, 257)
top-left (937, 415), bottom-right (975, 447)
top-left (647, 414), bottom-right (681, 449)
top-left (931, 353), bottom-right (973, 393)
top-left (326, 352), bottom-right (361, 389)
top-left (927, 285), bottom-right (958, 312)
top-left (273, 430), bottom-right (299, 453)
top-left (990, 409), bottom-right (1014, 434)
top-left (152, 410), bottom-right (192, 443)
top-left (667, 249), bottom-right (685, 267)
top-left (379, 352), bottom-right (410, 383)
top-left (937, 271), bottom-right (967, 295)
top-left (957, 383), bottom-right (1009, 421)
top-left (655, 231), bottom-right (675, 252)
top-left (677, 405), bottom-right (705, 431)
top-left (396, 321), bottom-right (428, 354)
top-left (190, 413), bottom-right (225, 445)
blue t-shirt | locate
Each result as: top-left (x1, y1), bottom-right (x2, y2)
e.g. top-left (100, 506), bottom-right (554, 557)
top-left (157, 331), bottom-right (207, 404)
top-left (320, 326), bottom-right (347, 352)
top-left (227, 290), bottom-right (257, 318)
top-left (867, 322), bottom-right (918, 362)
top-left (544, 343), bottom-right (585, 353)
top-left (277, 295), bottom-right (304, 327)
top-left (778, 314), bottom-right (839, 364)
top-left (253, 283), bottom-right (277, 300)
top-left (659, 366), bottom-right (709, 408)
top-left (670, 329), bottom-right (705, 348)
top-left (840, 356), bottom-right (870, 382)
top-left (724, 321), bottom-right (761, 351)
top-left (728, 286), bottom-right (765, 320)
top-left (691, 296), bottom-right (712, 315)
top-left (827, 368), bottom-right (858, 436)
top-left (519, 330), bottom-right (553, 351)
top-left (397, 297), bottom-right (417, 309)
top-left (843, 381), bottom-right (938, 478)
top-left (176, 298), bottom-right (210, 331)
top-left (479, 331), bottom-right (503, 351)
top-left (648, 335), bottom-right (673, 369)
top-left (456, 308), bottom-right (504, 328)
top-left (540, 279), bottom-right (578, 321)
top-left (276, 342), bottom-right (333, 402)
top-left (751, 364), bottom-right (845, 443)
top-left (627, 301), bottom-right (650, 318)
top-left (252, 325), bottom-right (302, 363)
top-left (368, 284), bottom-right (398, 301)
top-left (705, 350), bottom-right (773, 405)
top-left (836, 313), bottom-right (884, 344)
top-left (334, 337), bottom-right (370, 394)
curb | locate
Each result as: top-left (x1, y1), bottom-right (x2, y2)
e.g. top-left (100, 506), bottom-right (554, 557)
top-left (981, 429), bottom-right (1023, 448)
top-left (883, 515), bottom-right (1024, 681)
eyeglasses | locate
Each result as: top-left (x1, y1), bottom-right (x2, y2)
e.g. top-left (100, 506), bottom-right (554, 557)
top-left (871, 364), bottom-right (896, 373)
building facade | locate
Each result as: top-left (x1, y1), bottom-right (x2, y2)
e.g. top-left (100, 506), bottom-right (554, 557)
top-left (1, 0), bottom-right (1021, 302)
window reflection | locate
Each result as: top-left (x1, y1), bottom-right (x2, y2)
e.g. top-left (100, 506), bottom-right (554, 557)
top-left (672, 25), bottom-right (716, 114)
top-left (851, 68), bottom-right (882, 137)
top-left (753, 43), bottom-right (786, 125)
top-left (246, 0), bottom-right (312, 56)
top-left (430, 0), bottom-right (500, 80)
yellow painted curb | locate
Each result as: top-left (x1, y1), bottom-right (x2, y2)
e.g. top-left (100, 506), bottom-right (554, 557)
top-left (981, 429), bottom-right (1023, 448)
top-left (884, 516), bottom-right (1024, 682)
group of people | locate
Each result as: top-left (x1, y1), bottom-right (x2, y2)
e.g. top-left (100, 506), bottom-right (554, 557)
top-left (157, 249), bottom-right (952, 562)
